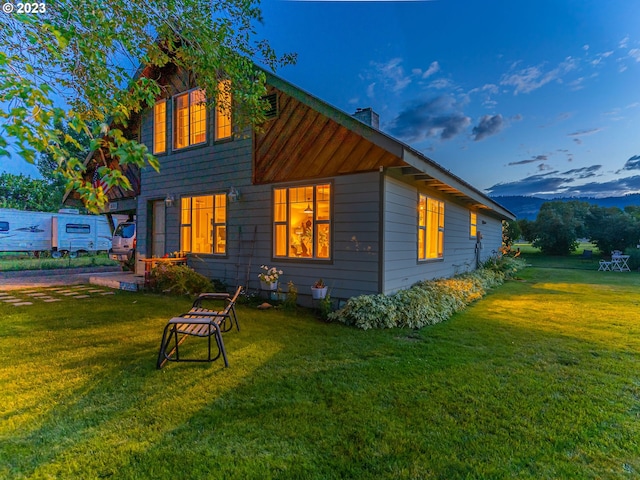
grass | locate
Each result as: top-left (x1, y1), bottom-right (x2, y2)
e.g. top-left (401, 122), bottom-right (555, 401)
top-left (1, 263), bottom-right (639, 479)
top-left (0, 252), bottom-right (119, 271)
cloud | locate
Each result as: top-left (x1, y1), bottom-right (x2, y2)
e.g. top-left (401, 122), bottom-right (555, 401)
top-left (486, 165), bottom-right (638, 198)
top-left (629, 48), bottom-right (640, 62)
top-left (621, 155), bottom-right (640, 171)
top-left (388, 95), bottom-right (471, 143)
top-left (500, 57), bottom-right (578, 94)
top-left (369, 58), bottom-right (412, 93)
top-left (472, 114), bottom-right (504, 141)
top-left (486, 172), bottom-right (570, 196)
top-left (508, 154), bottom-right (548, 166)
top-left (562, 165), bottom-right (602, 179)
top-left (619, 36), bottom-right (629, 49)
top-left (568, 127), bottom-right (603, 145)
top-left (422, 61), bottom-right (440, 79)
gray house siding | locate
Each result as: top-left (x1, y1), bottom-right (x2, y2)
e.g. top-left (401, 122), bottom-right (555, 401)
top-left (136, 102), bottom-right (382, 301)
top-left (382, 175), bottom-right (502, 294)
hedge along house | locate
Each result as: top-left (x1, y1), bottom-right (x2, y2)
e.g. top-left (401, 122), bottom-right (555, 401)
top-left (82, 63), bottom-right (514, 303)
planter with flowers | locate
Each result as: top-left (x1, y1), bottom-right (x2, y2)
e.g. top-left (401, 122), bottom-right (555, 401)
top-left (311, 278), bottom-right (328, 299)
top-left (258, 265), bottom-right (283, 291)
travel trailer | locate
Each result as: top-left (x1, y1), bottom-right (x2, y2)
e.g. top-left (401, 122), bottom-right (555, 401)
top-left (0, 208), bottom-right (112, 257)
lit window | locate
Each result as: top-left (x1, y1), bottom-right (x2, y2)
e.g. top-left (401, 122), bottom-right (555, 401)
top-left (470, 211), bottom-right (477, 238)
top-left (418, 194), bottom-right (444, 260)
top-left (153, 100), bottom-right (167, 154)
top-left (215, 79), bottom-right (232, 140)
top-left (273, 184), bottom-right (331, 259)
top-left (180, 194), bottom-right (226, 254)
top-left (174, 89), bottom-right (207, 150)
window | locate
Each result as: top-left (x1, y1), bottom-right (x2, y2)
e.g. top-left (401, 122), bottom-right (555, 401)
top-left (180, 194), bottom-right (227, 254)
top-left (0, 221), bottom-right (9, 232)
top-left (273, 184), bottom-right (331, 259)
top-left (215, 79), bottom-right (232, 140)
top-left (174, 89), bottom-right (207, 149)
top-left (153, 100), bottom-right (167, 154)
top-left (418, 195), bottom-right (444, 260)
top-left (470, 211), bottom-right (477, 238)
top-left (66, 224), bottom-right (90, 234)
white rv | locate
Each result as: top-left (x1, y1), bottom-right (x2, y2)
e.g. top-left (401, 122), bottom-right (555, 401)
top-left (0, 208), bottom-right (112, 257)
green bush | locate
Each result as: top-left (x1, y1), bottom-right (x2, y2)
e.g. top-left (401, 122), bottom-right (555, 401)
top-left (148, 263), bottom-right (213, 296)
top-left (329, 257), bottom-right (526, 330)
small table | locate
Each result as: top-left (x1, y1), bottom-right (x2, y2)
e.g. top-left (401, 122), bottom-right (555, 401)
top-left (610, 255), bottom-right (630, 272)
top-left (141, 257), bottom-right (187, 287)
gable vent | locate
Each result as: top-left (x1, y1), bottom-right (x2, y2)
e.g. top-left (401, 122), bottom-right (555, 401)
top-left (263, 93), bottom-right (279, 120)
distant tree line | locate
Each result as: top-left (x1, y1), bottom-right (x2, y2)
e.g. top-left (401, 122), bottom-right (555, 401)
top-left (503, 200), bottom-right (640, 256)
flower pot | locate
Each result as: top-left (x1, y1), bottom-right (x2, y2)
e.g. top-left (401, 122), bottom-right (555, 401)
top-left (260, 281), bottom-right (278, 291)
top-left (311, 286), bottom-right (328, 299)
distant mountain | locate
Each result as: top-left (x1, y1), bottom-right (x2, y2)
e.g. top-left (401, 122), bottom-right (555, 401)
top-left (491, 194), bottom-right (640, 220)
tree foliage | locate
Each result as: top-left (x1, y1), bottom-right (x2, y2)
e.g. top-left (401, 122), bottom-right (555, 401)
top-left (585, 205), bottom-right (640, 255)
top-left (0, 172), bottom-right (63, 211)
top-left (0, 1), bottom-right (295, 211)
top-left (531, 201), bottom-right (590, 255)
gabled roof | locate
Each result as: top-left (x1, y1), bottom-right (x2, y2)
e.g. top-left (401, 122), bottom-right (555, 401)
top-left (263, 71), bottom-right (515, 221)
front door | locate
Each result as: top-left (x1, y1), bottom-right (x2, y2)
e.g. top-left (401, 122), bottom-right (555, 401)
top-left (151, 200), bottom-right (166, 257)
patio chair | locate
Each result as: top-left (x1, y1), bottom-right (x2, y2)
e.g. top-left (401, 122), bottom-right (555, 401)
top-left (156, 286), bottom-right (243, 369)
top-left (187, 285), bottom-right (242, 332)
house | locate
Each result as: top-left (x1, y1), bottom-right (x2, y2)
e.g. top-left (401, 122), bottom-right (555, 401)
top-left (71, 64), bottom-right (515, 303)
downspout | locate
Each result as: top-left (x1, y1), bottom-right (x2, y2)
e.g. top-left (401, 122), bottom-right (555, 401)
top-left (378, 166), bottom-right (385, 294)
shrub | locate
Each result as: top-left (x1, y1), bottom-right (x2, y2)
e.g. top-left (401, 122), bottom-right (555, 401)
top-left (148, 263), bottom-right (213, 295)
top-left (329, 258), bottom-right (526, 330)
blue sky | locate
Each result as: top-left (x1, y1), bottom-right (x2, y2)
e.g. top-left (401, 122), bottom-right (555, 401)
top-left (3, 0), bottom-right (639, 199)
top-left (255, 0), bottom-right (640, 198)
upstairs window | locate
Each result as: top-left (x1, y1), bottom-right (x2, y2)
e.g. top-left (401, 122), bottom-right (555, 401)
top-left (153, 100), bottom-right (167, 154)
top-left (174, 89), bottom-right (207, 149)
top-left (418, 195), bottom-right (444, 260)
top-left (274, 184), bottom-right (331, 259)
top-left (180, 194), bottom-right (227, 255)
top-left (470, 211), bottom-right (478, 238)
top-left (215, 79), bottom-right (232, 140)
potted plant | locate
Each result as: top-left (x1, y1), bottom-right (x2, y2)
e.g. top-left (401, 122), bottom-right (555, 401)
top-left (258, 265), bottom-right (282, 291)
top-left (311, 278), bottom-right (328, 299)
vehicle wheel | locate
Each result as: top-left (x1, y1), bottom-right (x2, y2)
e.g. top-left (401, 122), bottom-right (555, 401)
top-left (51, 251), bottom-right (62, 259)
top-left (69, 251), bottom-right (78, 259)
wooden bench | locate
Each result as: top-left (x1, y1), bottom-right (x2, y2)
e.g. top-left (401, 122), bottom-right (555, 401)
top-left (156, 286), bottom-right (242, 369)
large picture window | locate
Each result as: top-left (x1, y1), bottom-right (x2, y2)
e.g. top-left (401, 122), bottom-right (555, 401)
top-left (418, 195), bottom-right (444, 260)
top-left (153, 100), bottom-right (167, 154)
top-left (174, 89), bottom-right (207, 149)
top-left (274, 184), bottom-right (331, 259)
top-left (180, 194), bottom-right (227, 255)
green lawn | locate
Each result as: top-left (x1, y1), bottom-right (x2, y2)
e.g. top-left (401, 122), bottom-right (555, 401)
top-left (0, 253), bottom-right (119, 272)
top-left (1, 264), bottom-right (639, 479)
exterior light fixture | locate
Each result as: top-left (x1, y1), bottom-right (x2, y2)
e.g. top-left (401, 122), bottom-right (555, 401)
top-left (228, 186), bottom-right (240, 203)
top-left (164, 194), bottom-right (175, 208)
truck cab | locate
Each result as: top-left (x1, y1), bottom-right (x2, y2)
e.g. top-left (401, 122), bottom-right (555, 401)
top-left (109, 221), bottom-right (136, 262)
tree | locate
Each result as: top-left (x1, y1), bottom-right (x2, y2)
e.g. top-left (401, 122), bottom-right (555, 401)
top-left (0, 172), bottom-right (62, 211)
top-left (0, 1), bottom-right (295, 211)
top-left (585, 205), bottom-right (640, 255)
top-left (502, 219), bottom-right (521, 247)
top-left (532, 201), bottom-right (590, 255)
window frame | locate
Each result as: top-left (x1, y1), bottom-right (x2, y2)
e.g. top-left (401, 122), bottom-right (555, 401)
top-left (417, 194), bottom-right (445, 261)
top-left (470, 211), bottom-right (478, 239)
top-left (272, 182), bottom-right (332, 262)
top-left (173, 88), bottom-right (208, 151)
top-left (180, 193), bottom-right (227, 256)
top-left (215, 79), bottom-right (233, 141)
top-left (152, 99), bottom-right (167, 155)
